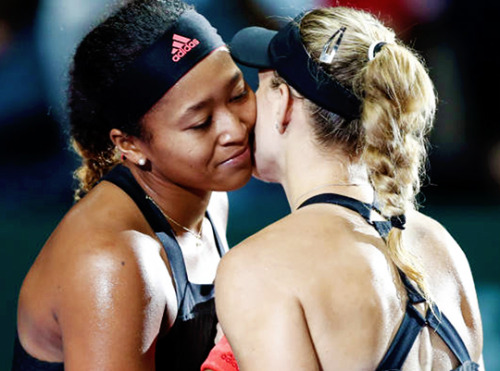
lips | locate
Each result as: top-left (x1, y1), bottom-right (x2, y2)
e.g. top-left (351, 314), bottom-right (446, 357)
top-left (220, 145), bottom-right (250, 166)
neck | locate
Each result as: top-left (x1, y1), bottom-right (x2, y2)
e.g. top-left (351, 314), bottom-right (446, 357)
top-left (128, 165), bottom-right (211, 231)
top-left (279, 137), bottom-right (373, 211)
top-left (270, 101), bottom-right (373, 211)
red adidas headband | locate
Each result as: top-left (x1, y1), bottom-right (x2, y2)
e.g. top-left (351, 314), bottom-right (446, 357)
top-left (105, 9), bottom-right (225, 124)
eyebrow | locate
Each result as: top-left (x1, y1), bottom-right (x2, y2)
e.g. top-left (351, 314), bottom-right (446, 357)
top-left (183, 71), bottom-right (243, 115)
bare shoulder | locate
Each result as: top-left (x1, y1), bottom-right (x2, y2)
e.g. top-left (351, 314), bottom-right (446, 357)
top-left (215, 214), bottom-right (322, 369)
top-left (49, 181), bottom-right (171, 311)
top-left (18, 181), bottom-right (174, 366)
top-left (216, 209), bottom-right (353, 305)
top-left (214, 210), bottom-right (390, 369)
top-left (217, 208), bottom-right (356, 279)
top-left (217, 213), bottom-right (298, 272)
top-left (215, 213), bottom-right (300, 301)
top-left (405, 209), bottom-right (470, 272)
top-left (405, 208), bottom-right (479, 301)
top-left (55, 228), bottom-right (169, 368)
top-left (406, 209), bottom-right (483, 360)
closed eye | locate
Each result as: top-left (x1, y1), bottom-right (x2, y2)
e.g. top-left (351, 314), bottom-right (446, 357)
top-left (229, 85), bottom-right (249, 103)
top-left (192, 116), bottom-right (212, 130)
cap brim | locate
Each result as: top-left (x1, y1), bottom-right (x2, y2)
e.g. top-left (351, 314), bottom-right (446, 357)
top-left (229, 27), bottom-right (277, 69)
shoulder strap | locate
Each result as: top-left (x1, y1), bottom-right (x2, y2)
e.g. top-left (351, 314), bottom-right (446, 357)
top-left (400, 272), bottom-right (474, 364)
top-left (101, 165), bottom-right (224, 313)
top-left (102, 164), bottom-right (224, 252)
top-left (156, 231), bottom-right (189, 311)
top-left (427, 306), bottom-right (474, 365)
top-left (205, 213), bottom-right (226, 257)
top-left (101, 165), bottom-right (166, 232)
top-left (376, 303), bottom-right (427, 370)
top-left (376, 272), bottom-right (427, 369)
top-left (298, 193), bottom-right (393, 239)
top-left (299, 193), bottom-right (372, 219)
top-left (378, 272), bottom-right (476, 370)
top-left (298, 192), bottom-right (477, 369)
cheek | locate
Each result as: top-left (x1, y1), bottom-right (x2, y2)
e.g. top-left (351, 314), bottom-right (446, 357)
top-left (254, 118), bottom-right (272, 151)
top-left (253, 93), bottom-right (280, 181)
top-left (240, 90), bottom-right (257, 129)
top-left (153, 132), bottom-right (213, 169)
top-left (255, 94), bottom-right (271, 137)
top-left (254, 116), bottom-right (275, 170)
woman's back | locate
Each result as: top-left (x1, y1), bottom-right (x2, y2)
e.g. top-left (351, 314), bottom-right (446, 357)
top-left (216, 201), bottom-right (483, 370)
top-left (213, 5), bottom-right (483, 370)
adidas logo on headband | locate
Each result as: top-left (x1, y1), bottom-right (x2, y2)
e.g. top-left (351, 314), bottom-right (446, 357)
top-left (172, 33), bottom-right (200, 62)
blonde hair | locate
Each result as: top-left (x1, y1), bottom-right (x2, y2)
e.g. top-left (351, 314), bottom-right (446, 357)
top-left (297, 7), bottom-right (437, 300)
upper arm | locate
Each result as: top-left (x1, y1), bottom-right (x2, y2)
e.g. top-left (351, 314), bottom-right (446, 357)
top-left (215, 247), bottom-right (320, 371)
top-left (56, 232), bottom-right (168, 370)
top-left (410, 212), bottom-right (484, 363)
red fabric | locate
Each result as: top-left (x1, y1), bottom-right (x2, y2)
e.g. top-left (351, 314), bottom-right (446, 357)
top-left (201, 336), bottom-right (239, 371)
top-left (318, 0), bottom-right (415, 32)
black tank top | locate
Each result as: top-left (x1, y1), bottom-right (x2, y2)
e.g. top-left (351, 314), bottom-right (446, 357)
top-left (12, 165), bottom-right (225, 371)
top-left (298, 193), bottom-right (479, 371)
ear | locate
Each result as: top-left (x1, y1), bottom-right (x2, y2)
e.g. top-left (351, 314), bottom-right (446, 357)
top-left (275, 83), bottom-right (293, 134)
top-left (109, 128), bottom-right (147, 166)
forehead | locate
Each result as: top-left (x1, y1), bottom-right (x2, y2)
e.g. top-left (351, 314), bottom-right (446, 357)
top-left (156, 50), bottom-right (241, 112)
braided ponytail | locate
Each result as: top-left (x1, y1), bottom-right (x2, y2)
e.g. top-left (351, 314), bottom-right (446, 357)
top-left (360, 41), bottom-right (436, 298)
top-left (298, 7), bottom-right (437, 300)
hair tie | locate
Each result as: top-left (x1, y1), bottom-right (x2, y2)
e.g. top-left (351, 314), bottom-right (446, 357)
top-left (368, 41), bottom-right (387, 61)
top-left (390, 214), bottom-right (406, 230)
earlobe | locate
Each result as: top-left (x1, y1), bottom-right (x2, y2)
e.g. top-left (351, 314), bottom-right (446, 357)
top-left (109, 128), bottom-right (147, 166)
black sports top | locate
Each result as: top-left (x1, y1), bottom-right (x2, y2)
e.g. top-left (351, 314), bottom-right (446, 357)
top-left (12, 165), bottom-right (225, 371)
top-left (298, 193), bottom-right (479, 371)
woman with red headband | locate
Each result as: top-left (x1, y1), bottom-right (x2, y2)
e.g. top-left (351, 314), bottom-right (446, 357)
top-left (203, 6), bottom-right (483, 371)
top-left (13, 1), bottom-right (255, 370)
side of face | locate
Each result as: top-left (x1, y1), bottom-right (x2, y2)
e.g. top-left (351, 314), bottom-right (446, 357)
top-left (253, 70), bottom-right (283, 183)
top-left (134, 50), bottom-right (257, 192)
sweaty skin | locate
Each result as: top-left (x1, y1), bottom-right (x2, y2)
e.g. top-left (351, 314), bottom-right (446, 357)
top-left (16, 50), bottom-right (256, 371)
top-left (214, 70), bottom-right (483, 370)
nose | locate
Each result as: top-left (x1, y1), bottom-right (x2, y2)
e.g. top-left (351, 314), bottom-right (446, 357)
top-left (218, 109), bottom-right (248, 146)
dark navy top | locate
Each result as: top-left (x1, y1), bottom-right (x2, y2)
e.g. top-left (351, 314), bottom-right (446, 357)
top-left (298, 193), bottom-right (479, 371)
top-left (12, 165), bottom-right (225, 371)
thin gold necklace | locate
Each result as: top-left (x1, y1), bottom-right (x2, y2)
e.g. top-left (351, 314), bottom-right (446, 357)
top-left (293, 182), bottom-right (370, 210)
top-left (145, 195), bottom-right (203, 242)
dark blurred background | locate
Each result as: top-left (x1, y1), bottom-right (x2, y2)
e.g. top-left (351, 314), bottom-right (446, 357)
top-left (1, 0), bottom-right (499, 368)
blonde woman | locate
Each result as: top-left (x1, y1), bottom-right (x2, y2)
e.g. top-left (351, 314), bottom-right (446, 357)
top-left (202, 6), bottom-right (484, 371)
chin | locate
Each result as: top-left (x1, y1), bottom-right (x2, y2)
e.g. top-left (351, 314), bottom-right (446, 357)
top-left (251, 152), bottom-right (280, 183)
top-left (215, 168), bottom-right (253, 191)
top-left (252, 165), bottom-right (278, 184)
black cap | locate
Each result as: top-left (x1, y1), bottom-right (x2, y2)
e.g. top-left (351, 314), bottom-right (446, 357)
top-left (230, 27), bottom-right (276, 69)
top-left (229, 19), bottom-right (361, 120)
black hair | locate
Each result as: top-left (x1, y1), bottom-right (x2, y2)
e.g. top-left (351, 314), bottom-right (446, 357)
top-left (68, 0), bottom-right (192, 200)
